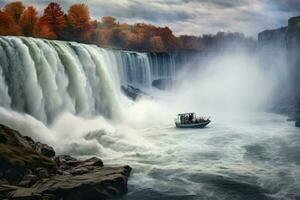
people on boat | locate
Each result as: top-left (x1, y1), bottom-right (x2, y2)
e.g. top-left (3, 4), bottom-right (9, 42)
top-left (189, 114), bottom-right (193, 123)
top-left (176, 113), bottom-right (210, 128)
top-left (178, 113), bottom-right (210, 125)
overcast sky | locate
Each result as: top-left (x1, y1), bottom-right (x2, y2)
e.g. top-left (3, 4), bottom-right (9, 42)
top-left (1, 0), bottom-right (300, 37)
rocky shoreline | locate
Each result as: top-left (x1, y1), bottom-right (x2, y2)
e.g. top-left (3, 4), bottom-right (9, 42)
top-left (0, 124), bottom-right (131, 200)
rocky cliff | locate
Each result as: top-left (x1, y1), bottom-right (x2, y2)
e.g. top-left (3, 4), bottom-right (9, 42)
top-left (0, 124), bottom-right (131, 200)
top-left (258, 15), bottom-right (300, 122)
top-left (286, 16), bottom-right (300, 100)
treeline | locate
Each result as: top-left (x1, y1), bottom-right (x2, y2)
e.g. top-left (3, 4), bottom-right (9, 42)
top-left (0, 1), bottom-right (256, 52)
top-left (179, 32), bottom-right (256, 51)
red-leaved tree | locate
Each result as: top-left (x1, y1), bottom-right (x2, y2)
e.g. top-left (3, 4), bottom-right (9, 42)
top-left (0, 11), bottom-right (21, 36)
top-left (38, 2), bottom-right (65, 39)
top-left (4, 1), bottom-right (25, 24)
top-left (19, 6), bottom-right (38, 37)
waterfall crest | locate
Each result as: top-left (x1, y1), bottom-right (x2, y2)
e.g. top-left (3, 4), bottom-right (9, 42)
top-left (0, 36), bottom-right (176, 123)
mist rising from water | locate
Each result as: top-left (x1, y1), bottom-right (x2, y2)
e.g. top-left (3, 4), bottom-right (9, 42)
top-left (123, 50), bottom-right (277, 129)
top-left (0, 38), bottom-right (285, 158)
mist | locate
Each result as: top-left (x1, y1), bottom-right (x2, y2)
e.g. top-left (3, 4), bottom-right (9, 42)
top-left (123, 50), bottom-right (280, 129)
top-left (0, 43), bottom-right (285, 156)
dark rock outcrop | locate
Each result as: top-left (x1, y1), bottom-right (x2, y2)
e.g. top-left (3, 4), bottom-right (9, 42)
top-left (295, 116), bottom-right (300, 127)
top-left (121, 85), bottom-right (148, 100)
top-left (152, 79), bottom-right (173, 90)
top-left (0, 125), bottom-right (56, 183)
top-left (0, 124), bottom-right (131, 199)
top-left (258, 15), bottom-right (300, 122)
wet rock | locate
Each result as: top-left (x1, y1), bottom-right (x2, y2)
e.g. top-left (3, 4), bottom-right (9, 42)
top-left (121, 85), bottom-right (148, 100)
top-left (0, 125), bottom-right (55, 183)
top-left (7, 166), bottom-right (131, 200)
top-left (0, 124), bottom-right (132, 200)
top-left (34, 142), bottom-right (56, 158)
top-left (19, 174), bottom-right (38, 187)
top-left (35, 168), bottom-right (49, 179)
top-left (79, 157), bottom-right (103, 167)
top-left (70, 167), bottom-right (89, 175)
top-left (152, 78), bottom-right (172, 90)
top-left (54, 155), bottom-right (80, 169)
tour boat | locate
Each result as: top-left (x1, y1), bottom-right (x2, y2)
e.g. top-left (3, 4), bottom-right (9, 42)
top-left (175, 113), bottom-right (211, 128)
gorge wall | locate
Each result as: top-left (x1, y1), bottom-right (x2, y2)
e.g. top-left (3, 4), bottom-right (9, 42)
top-left (258, 15), bottom-right (300, 116)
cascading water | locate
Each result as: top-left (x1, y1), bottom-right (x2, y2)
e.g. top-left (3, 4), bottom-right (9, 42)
top-left (0, 36), bottom-right (176, 123)
top-left (148, 52), bottom-right (176, 80)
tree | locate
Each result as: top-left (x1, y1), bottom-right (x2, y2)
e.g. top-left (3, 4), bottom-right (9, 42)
top-left (149, 36), bottom-right (165, 52)
top-left (67, 4), bottom-right (93, 42)
top-left (132, 24), bottom-right (147, 50)
top-left (38, 2), bottom-right (65, 39)
top-left (156, 27), bottom-right (178, 50)
top-left (0, 11), bottom-right (21, 36)
top-left (101, 16), bottom-right (117, 28)
top-left (19, 6), bottom-right (38, 37)
top-left (125, 32), bottom-right (139, 49)
top-left (95, 28), bottom-right (113, 46)
top-left (178, 35), bottom-right (203, 50)
top-left (4, 1), bottom-right (25, 24)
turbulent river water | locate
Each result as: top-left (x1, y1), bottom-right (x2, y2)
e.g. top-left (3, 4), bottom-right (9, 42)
top-left (0, 36), bottom-right (299, 200)
top-left (117, 112), bottom-right (300, 200)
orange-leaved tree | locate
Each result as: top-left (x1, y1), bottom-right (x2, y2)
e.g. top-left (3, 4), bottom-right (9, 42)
top-left (38, 2), bottom-right (65, 39)
top-left (101, 16), bottom-right (117, 29)
top-left (0, 11), bottom-right (21, 36)
top-left (67, 4), bottom-right (93, 42)
top-left (95, 28), bottom-right (113, 46)
top-left (156, 27), bottom-right (178, 51)
top-left (149, 36), bottom-right (165, 52)
top-left (4, 1), bottom-right (25, 24)
top-left (19, 6), bottom-right (38, 37)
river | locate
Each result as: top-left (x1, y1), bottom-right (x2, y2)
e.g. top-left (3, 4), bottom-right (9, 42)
top-left (109, 112), bottom-right (300, 200)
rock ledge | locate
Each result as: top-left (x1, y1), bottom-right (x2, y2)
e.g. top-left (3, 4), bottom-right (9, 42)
top-left (0, 124), bottom-right (131, 200)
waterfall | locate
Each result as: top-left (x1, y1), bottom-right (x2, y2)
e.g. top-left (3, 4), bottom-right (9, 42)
top-left (148, 53), bottom-right (176, 81)
top-left (0, 36), bottom-right (176, 123)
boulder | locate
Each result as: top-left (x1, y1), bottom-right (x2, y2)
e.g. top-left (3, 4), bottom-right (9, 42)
top-left (121, 85), bottom-right (148, 100)
top-left (54, 155), bottom-right (81, 169)
top-left (33, 142), bottom-right (55, 158)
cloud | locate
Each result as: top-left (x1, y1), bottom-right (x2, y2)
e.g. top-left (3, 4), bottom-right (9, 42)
top-left (1, 0), bottom-right (299, 37)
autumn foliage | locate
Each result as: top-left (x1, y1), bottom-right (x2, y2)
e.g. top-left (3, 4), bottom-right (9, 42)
top-left (38, 2), bottom-right (65, 39)
top-left (66, 4), bottom-right (93, 42)
top-left (4, 1), bottom-right (25, 24)
top-left (19, 6), bottom-right (38, 36)
top-left (0, 11), bottom-right (20, 36)
top-left (0, 1), bottom-right (255, 52)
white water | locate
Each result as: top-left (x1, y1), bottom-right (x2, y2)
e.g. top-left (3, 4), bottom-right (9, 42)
top-left (0, 37), bottom-right (176, 123)
top-left (0, 37), bottom-right (299, 200)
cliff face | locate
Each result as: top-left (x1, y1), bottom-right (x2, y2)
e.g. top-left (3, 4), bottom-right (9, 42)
top-left (258, 27), bottom-right (287, 66)
top-left (258, 15), bottom-right (300, 117)
top-left (286, 16), bottom-right (300, 100)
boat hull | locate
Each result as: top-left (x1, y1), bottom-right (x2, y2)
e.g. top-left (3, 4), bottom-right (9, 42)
top-left (175, 121), bottom-right (210, 128)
